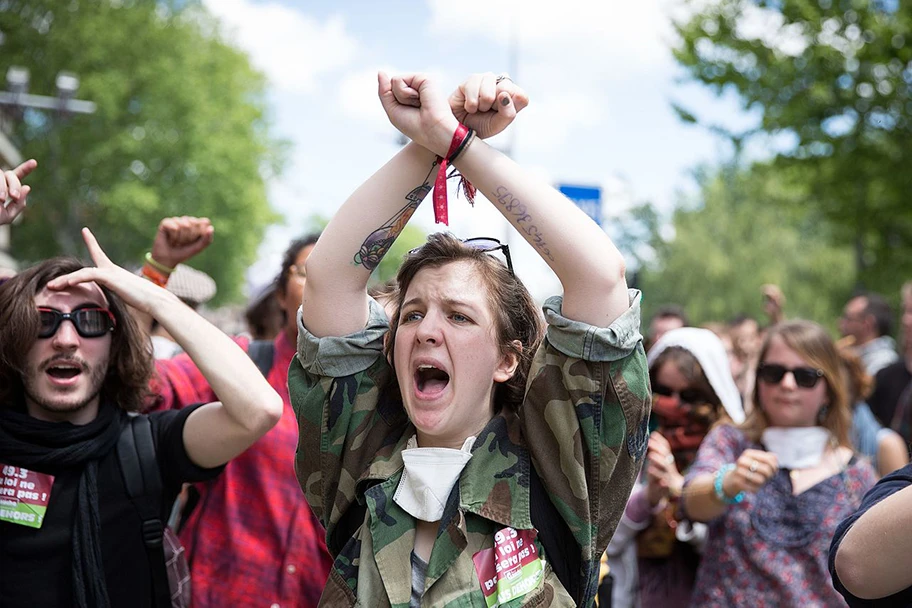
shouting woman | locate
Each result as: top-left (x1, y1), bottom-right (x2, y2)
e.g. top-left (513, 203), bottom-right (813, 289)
top-left (288, 72), bottom-right (651, 606)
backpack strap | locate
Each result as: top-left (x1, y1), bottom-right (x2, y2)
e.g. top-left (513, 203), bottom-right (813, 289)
top-left (529, 465), bottom-right (583, 605)
top-left (247, 340), bottom-right (275, 378)
top-left (118, 415), bottom-right (172, 608)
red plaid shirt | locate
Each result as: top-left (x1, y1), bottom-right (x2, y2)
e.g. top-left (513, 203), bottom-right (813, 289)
top-left (150, 331), bottom-right (332, 607)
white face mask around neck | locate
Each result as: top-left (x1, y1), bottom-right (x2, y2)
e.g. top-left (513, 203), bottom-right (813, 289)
top-left (761, 426), bottom-right (832, 469)
top-left (393, 435), bottom-right (475, 522)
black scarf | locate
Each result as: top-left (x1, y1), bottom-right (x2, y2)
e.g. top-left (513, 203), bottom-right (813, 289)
top-left (0, 403), bottom-right (125, 608)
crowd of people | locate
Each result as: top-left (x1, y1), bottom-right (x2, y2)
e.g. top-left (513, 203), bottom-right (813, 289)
top-left (1, 70), bottom-right (912, 608)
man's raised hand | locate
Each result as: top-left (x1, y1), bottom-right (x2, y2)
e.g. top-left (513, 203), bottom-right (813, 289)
top-left (150, 216), bottom-right (214, 269)
top-left (0, 159), bottom-right (38, 226)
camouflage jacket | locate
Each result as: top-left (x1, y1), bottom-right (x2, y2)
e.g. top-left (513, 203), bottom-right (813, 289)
top-left (289, 292), bottom-right (650, 607)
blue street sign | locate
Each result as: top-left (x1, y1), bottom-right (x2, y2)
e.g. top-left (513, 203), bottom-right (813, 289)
top-left (558, 184), bottom-right (602, 226)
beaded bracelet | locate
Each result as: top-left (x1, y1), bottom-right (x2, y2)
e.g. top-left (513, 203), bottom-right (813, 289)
top-left (713, 463), bottom-right (745, 505)
top-left (141, 264), bottom-right (169, 288)
top-left (144, 252), bottom-right (175, 274)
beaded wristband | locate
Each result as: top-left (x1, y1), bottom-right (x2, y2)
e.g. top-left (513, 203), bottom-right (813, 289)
top-left (141, 265), bottom-right (169, 288)
top-left (713, 463), bottom-right (745, 505)
top-left (144, 252), bottom-right (175, 274)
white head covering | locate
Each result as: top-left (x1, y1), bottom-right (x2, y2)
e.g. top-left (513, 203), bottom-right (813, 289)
top-left (647, 327), bottom-right (745, 424)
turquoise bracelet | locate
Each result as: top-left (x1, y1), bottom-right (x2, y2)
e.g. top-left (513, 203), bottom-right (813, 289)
top-left (714, 463), bottom-right (745, 505)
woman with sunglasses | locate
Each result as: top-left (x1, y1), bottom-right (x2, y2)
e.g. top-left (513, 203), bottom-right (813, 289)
top-left (681, 320), bottom-right (876, 606)
top-left (287, 72), bottom-right (650, 607)
top-left (607, 328), bottom-right (744, 608)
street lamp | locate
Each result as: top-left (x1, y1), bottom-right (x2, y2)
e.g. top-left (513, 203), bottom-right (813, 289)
top-left (6, 66), bottom-right (29, 96)
top-left (0, 66), bottom-right (96, 114)
top-left (0, 66), bottom-right (97, 268)
top-left (55, 71), bottom-right (80, 107)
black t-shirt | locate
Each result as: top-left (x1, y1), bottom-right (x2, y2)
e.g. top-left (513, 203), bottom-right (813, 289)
top-left (868, 361), bottom-right (912, 428)
top-left (0, 405), bottom-right (222, 608)
top-left (829, 463), bottom-right (912, 607)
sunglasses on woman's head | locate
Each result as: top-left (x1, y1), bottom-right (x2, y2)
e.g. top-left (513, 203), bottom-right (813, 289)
top-left (652, 383), bottom-right (712, 405)
top-left (37, 307), bottom-right (116, 339)
top-left (757, 363), bottom-right (824, 388)
top-left (409, 237), bottom-right (514, 276)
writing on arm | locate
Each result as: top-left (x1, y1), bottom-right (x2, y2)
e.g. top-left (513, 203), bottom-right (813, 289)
top-left (492, 186), bottom-right (555, 262)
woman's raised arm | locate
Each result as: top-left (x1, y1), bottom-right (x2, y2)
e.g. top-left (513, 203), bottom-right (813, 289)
top-left (447, 82), bottom-right (629, 327)
top-left (301, 72), bottom-right (524, 338)
top-left (300, 140), bottom-right (437, 338)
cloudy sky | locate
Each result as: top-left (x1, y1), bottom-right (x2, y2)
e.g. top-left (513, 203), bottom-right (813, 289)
top-left (201, 0), bottom-right (758, 302)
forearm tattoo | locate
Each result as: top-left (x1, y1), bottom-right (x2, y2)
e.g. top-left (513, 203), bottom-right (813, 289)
top-left (353, 167), bottom-right (435, 271)
top-left (492, 185), bottom-right (555, 262)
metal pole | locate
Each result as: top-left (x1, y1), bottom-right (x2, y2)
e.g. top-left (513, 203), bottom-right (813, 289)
top-left (503, 10), bottom-right (519, 246)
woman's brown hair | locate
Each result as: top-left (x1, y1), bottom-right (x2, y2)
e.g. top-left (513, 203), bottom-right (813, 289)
top-left (744, 320), bottom-right (852, 448)
top-left (0, 257), bottom-right (154, 412)
top-left (837, 345), bottom-right (873, 405)
top-left (385, 232), bottom-right (544, 414)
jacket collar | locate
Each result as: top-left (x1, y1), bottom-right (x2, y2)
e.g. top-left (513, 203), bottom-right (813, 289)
top-left (360, 410), bottom-right (533, 530)
top-left (458, 412), bottom-right (532, 530)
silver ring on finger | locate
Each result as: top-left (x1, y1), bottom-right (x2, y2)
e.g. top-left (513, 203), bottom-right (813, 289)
top-left (495, 73), bottom-right (513, 85)
top-left (749, 460), bottom-right (759, 473)
top-left (666, 454), bottom-right (675, 465)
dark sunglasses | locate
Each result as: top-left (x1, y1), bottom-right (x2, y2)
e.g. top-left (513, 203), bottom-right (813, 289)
top-left (410, 237), bottom-right (514, 276)
top-left (653, 383), bottom-right (712, 405)
top-left (37, 307), bottom-right (116, 339)
top-left (757, 363), bottom-right (824, 389)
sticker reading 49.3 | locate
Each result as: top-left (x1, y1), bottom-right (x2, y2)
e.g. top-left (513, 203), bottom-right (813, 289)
top-left (0, 464), bottom-right (55, 529)
top-left (472, 527), bottom-right (545, 607)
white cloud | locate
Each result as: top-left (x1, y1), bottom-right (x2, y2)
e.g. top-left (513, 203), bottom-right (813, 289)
top-left (202, 0), bottom-right (358, 93)
top-left (428, 0), bottom-right (674, 75)
top-left (513, 90), bottom-right (604, 153)
top-left (736, 4), bottom-right (809, 57)
top-left (668, 0), bottom-right (809, 58)
top-left (339, 68), bottom-right (390, 126)
top-left (337, 66), bottom-right (460, 140)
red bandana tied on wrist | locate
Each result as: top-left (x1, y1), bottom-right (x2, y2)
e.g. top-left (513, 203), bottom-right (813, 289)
top-left (433, 124), bottom-right (475, 225)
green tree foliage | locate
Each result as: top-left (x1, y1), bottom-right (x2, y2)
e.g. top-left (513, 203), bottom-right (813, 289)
top-left (672, 0), bottom-right (912, 293)
top-left (636, 164), bottom-right (855, 329)
top-left (1, 0), bottom-right (282, 302)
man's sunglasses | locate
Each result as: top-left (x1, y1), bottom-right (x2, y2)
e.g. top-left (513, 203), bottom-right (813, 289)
top-left (757, 363), bottom-right (824, 389)
top-left (653, 383), bottom-right (712, 406)
top-left (37, 307), bottom-right (116, 339)
top-left (410, 237), bottom-right (514, 275)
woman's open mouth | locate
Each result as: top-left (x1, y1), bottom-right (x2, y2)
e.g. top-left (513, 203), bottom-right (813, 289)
top-left (415, 364), bottom-right (450, 398)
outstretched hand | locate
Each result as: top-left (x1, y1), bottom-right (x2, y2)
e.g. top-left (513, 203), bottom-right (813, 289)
top-left (1, 159), bottom-right (38, 226)
top-left (150, 216), bottom-right (214, 269)
top-left (449, 72), bottom-right (528, 140)
top-left (47, 228), bottom-right (174, 315)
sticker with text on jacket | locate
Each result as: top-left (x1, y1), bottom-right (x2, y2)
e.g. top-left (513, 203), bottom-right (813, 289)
top-left (0, 464), bottom-right (54, 529)
top-left (473, 527), bottom-right (545, 607)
